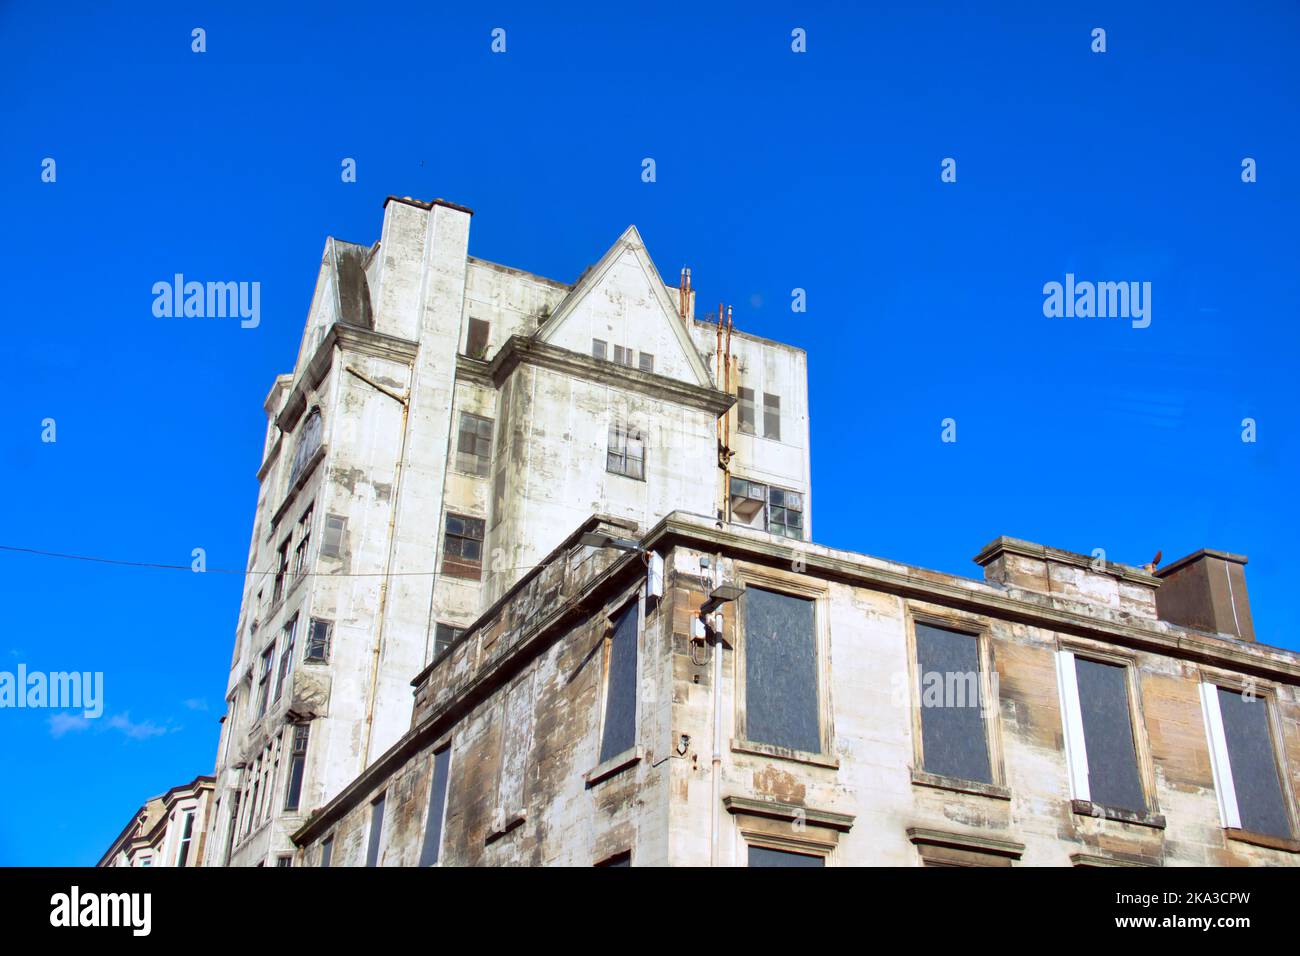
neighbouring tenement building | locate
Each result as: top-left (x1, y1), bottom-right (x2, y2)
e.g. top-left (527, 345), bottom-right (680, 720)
top-left (205, 195), bottom-right (1299, 868)
top-left (99, 775), bottom-right (214, 867)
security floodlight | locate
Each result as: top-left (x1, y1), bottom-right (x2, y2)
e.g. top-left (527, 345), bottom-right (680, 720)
top-left (700, 583), bottom-right (744, 616)
top-left (578, 531), bottom-right (643, 552)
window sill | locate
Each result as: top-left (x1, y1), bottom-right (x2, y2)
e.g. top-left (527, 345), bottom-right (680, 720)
top-left (1071, 799), bottom-right (1166, 830)
top-left (484, 809), bottom-right (527, 845)
top-left (730, 738), bottom-right (839, 770)
top-left (1225, 827), bottom-right (1300, 853)
top-left (911, 769), bottom-right (1010, 801)
top-left (585, 746), bottom-right (643, 787)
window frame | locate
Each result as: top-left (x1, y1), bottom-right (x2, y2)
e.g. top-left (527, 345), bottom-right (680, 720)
top-left (464, 317), bottom-right (490, 359)
top-left (762, 392), bottom-right (781, 440)
top-left (1055, 640), bottom-right (1161, 824)
top-left (454, 411), bottom-right (494, 478)
top-left (587, 588), bottom-right (646, 785)
top-left (904, 606), bottom-right (1008, 797)
top-left (365, 791), bottom-right (387, 868)
top-left (731, 565), bottom-right (836, 767)
top-left (606, 419), bottom-right (646, 482)
top-left (736, 387), bottom-right (756, 435)
top-left (419, 740), bottom-right (454, 867)
top-left (440, 512), bottom-right (486, 580)
top-left (304, 617), bottom-right (332, 664)
top-left (1198, 668), bottom-right (1298, 847)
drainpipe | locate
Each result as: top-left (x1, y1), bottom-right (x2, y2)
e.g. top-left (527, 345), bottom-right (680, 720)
top-left (346, 365), bottom-right (411, 771)
top-left (710, 613), bottom-right (724, 867)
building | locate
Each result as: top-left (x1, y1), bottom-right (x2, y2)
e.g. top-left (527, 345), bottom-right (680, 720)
top-left (99, 775), bottom-right (213, 868)
top-left (206, 195), bottom-right (1300, 868)
top-left (292, 516), bottom-right (1300, 867)
top-left (203, 196), bottom-right (809, 866)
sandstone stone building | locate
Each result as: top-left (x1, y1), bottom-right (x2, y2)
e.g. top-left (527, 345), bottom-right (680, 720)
top-left (204, 196), bottom-right (1299, 868)
top-left (99, 774), bottom-right (213, 867)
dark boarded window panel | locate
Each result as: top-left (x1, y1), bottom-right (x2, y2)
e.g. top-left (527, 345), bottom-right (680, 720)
top-left (915, 623), bottom-right (992, 784)
top-left (1075, 658), bottom-right (1146, 814)
top-left (365, 794), bottom-right (386, 867)
top-left (599, 604), bottom-right (639, 763)
top-left (465, 317), bottom-right (490, 358)
top-left (320, 835), bottom-right (333, 868)
top-left (748, 845), bottom-right (823, 867)
top-left (744, 587), bottom-right (819, 754)
top-left (419, 746), bottom-right (452, 867)
top-left (1217, 687), bottom-right (1292, 839)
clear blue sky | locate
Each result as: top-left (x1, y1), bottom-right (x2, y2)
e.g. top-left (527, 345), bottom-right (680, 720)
top-left (2, 2), bottom-right (1297, 865)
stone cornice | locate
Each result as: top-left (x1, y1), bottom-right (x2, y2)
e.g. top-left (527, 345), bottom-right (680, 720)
top-left (486, 335), bottom-right (735, 417)
top-left (973, 535), bottom-right (1161, 588)
top-left (645, 513), bottom-right (1300, 684)
top-left (276, 322), bottom-right (418, 433)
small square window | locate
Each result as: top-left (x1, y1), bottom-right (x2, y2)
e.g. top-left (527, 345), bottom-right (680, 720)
top-left (442, 513), bottom-right (486, 579)
top-left (455, 412), bottom-right (494, 477)
top-left (592, 339), bottom-right (607, 361)
top-left (434, 622), bottom-right (464, 657)
top-left (639, 352), bottom-right (654, 373)
top-left (465, 318), bottom-right (490, 359)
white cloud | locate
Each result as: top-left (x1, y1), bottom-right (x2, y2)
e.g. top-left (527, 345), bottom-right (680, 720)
top-left (106, 712), bottom-right (168, 740)
top-left (48, 712), bottom-right (91, 738)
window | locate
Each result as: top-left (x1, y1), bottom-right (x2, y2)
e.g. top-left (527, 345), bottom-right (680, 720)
top-left (737, 387), bottom-right (756, 434)
top-left (612, 345), bottom-right (633, 367)
top-left (223, 793), bottom-right (240, 865)
top-left (915, 623), bottom-right (992, 785)
top-left (320, 514), bottom-right (346, 558)
top-left (606, 421), bottom-right (645, 481)
top-left (1056, 653), bottom-right (1146, 814)
top-left (293, 507), bottom-right (313, 580)
top-left (441, 513), bottom-right (485, 580)
top-left (304, 618), bottom-right (332, 663)
top-left (1201, 683), bottom-right (1293, 840)
top-left (275, 855), bottom-right (292, 867)
top-left (256, 644), bottom-right (275, 720)
top-left (465, 317), bottom-right (490, 359)
top-left (274, 616), bottom-right (297, 702)
top-left (455, 412), bottom-right (494, 477)
top-left (319, 835), bottom-right (333, 868)
top-left (592, 338), bottom-right (607, 361)
top-left (599, 603), bottom-right (639, 763)
top-left (419, 746), bottom-right (452, 867)
top-left (434, 623), bottom-right (463, 657)
top-left (748, 845), bottom-right (824, 867)
top-left (288, 408), bottom-right (323, 486)
top-left (763, 393), bottom-right (781, 440)
top-left (638, 352), bottom-right (654, 373)
top-left (175, 810), bottom-right (195, 867)
top-left (596, 851), bottom-right (632, 867)
top-left (767, 487), bottom-right (804, 539)
top-left (365, 793), bottom-right (386, 867)
top-left (742, 587), bottom-right (820, 754)
top-left (284, 723), bottom-right (310, 812)
top-left (273, 539), bottom-right (290, 604)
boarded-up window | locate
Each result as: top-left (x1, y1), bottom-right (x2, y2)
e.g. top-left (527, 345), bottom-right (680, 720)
top-left (639, 352), bottom-right (654, 373)
top-left (599, 604), bottom-right (639, 763)
top-left (441, 513), bottom-right (485, 579)
top-left (419, 746), bottom-right (452, 867)
top-left (606, 421), bottom-right (645, 481)
top-left (613, 345), bottom-right (633, 367)
top-left (915, 623), bottom-right (992, 784)
top-left (455, 412), bottom-right (493, 476)
top-left (763, 393), bottom-right (781, 440)
top-left (319, 834), bottom-right (333, 868)
top-left (499, 671), bottom-right (536, 819)
top-left (365, 794), bottom-right (386, 867)
top-left (1075, 658), bottom-right (1145, 813)
top-left (465, 318), bottom-right (490, 359)
top-left (743, 588), bottom-right (819, 754)
top-left (1217, 688), bottom-right (1291, 838)
top-left (737, 387), bottom-right (755, 434)
top-left (592, 339), bottom-right (607, 361)
top-left (320, 514), bottom-right (346, 557)
top-left (748, 845), bottom-right (823, 867)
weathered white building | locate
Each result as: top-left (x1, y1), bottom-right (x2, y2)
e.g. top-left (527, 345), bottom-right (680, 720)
top-left (202, 196), bottom-right (809, 866)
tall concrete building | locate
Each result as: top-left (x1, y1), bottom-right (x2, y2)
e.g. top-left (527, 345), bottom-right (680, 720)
top-left (203, 196), bottom-right (809, 866)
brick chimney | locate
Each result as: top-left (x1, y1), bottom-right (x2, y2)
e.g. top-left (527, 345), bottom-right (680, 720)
top-left (1154, 550), bottom-right (1255, 642)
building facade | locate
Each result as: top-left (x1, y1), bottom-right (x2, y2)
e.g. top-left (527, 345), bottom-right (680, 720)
top-left (99, 775), bottom-right (214, 868)
top-left (202, 196), bottom-right (809, 866)
top-left (292, 515), bottom-right (1300, 867)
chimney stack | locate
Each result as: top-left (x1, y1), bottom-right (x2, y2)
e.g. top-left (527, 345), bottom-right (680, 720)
top-left (1155, 550), bottom-right (1255, 642)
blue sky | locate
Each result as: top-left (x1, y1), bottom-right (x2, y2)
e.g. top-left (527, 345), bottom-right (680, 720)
top-left (1, 2), bottom-right (1297, 865)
